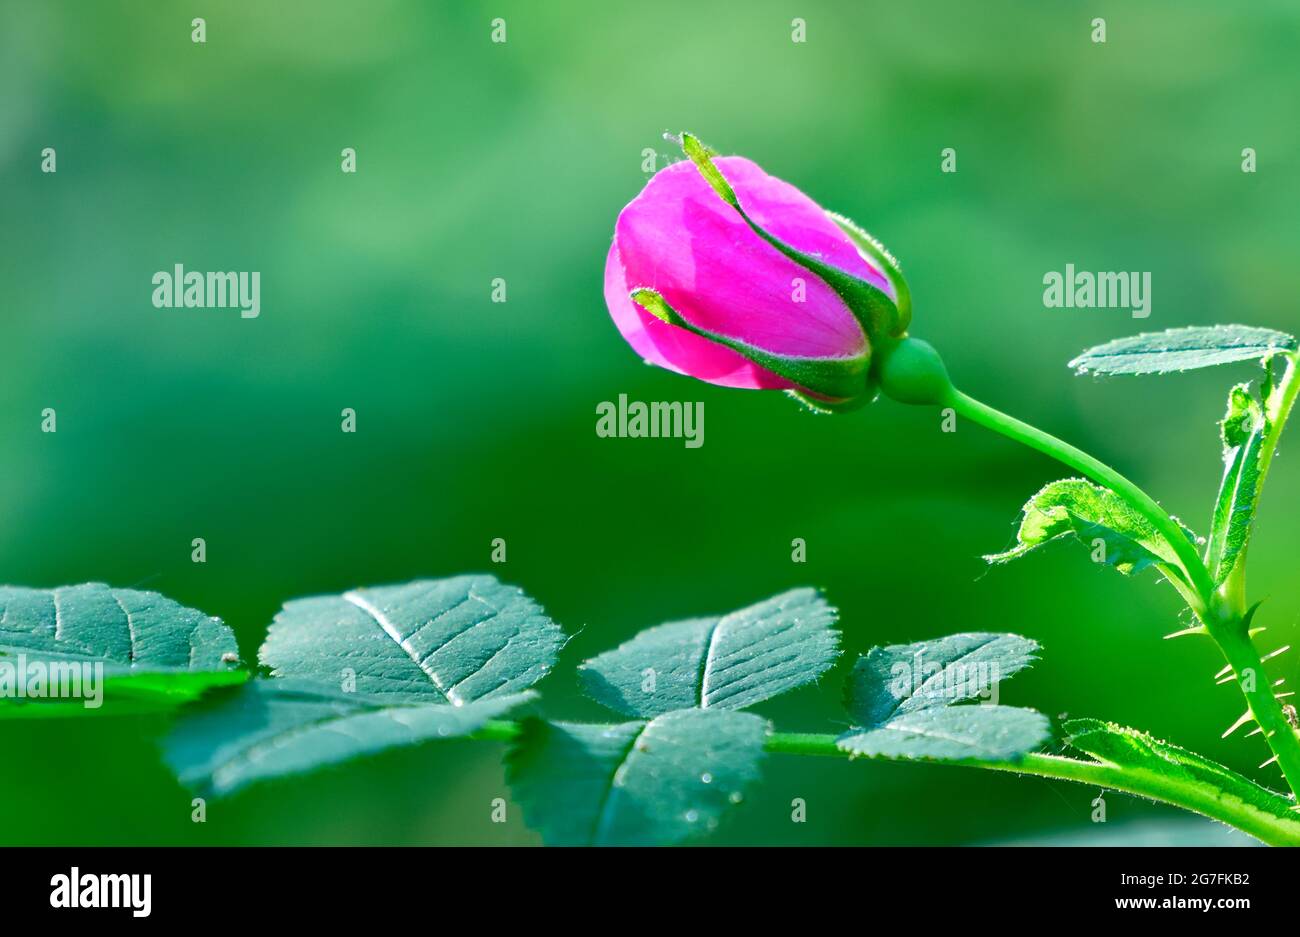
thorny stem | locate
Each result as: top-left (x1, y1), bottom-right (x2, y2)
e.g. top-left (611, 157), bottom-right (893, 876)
top-left (474, 721), bottom-right (1300, 845)
top-left (946, 389), bottom-right (1214, 609)
top-left (947, 381), bottom-right (1300, 803)
top-left (1206, 355), bottom-right (1300, 798)
top-left (1215, 619), bottom-right (1300, 800)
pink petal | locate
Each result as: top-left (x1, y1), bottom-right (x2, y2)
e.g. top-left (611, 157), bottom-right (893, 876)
top-left (604, 239), bottom-right (795, 390)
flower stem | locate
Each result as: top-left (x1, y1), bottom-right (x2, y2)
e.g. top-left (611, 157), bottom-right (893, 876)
top-left (946, 388), bottom-right (1214, 608)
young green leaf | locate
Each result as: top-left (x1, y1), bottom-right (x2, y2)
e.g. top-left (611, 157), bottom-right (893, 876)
top-left (260, 575), bottom-right (564, 705)
top-left (1068, 325), bottom-right (1297, 376)
top-left (1206, 384), bottom-right (1267, 584)
top-left (986, 478), bottom-right (1195, 579)
top-left (837, 632), bottom-right (1049, 763)
top-left (844, 632), bottom-right (1039, 726)
top-left (0, 584), bottom-right (242, 717)
top-left (1063, 719), bottom-right (1300, 833)
top-left (506, 709), bottom-right (767, 845)
top-left (577, 587), bottom-right (839, 717)
top-left (165, 679), bottom-right (534, 796)
top-left (838, 705), bottom-right (1050, 762)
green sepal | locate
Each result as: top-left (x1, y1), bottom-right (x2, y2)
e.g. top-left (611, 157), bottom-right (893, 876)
top-left (674, 132), bottom-right (906, 342)
top-left (631, 288), bottom-right (869, 402)
top-left (986, 478), bottom-right (1199, 587)
top-left (784, 389), bottom-right (873, 414)
top-left (827, 211), bottom-right (912, 331)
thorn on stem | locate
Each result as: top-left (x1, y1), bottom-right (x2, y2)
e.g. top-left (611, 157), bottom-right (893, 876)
top-left (1223, 710), bottom-right (1255, 738)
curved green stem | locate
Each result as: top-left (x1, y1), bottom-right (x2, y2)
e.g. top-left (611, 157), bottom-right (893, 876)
top-left (475, 721), bottom-right (1300, 844)
top-left (946, 388), bottom-right (1215, 609)
top-left (763, 733), bottom-right (1300, 846)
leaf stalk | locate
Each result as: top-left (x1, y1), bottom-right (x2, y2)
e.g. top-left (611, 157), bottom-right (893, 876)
top-left (477, 722), bottom-right (1300, 845)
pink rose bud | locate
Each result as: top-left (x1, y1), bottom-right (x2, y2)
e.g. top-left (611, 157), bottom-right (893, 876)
top-left (605, 133), bottom-right (911, 411)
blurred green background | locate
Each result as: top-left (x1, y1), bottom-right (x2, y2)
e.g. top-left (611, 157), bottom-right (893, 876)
top-left (3, 0), bottom-right (1299, 845)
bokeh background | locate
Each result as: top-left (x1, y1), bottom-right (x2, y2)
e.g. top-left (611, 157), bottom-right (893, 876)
top-left (3, 0), bottom-right (1298, 845)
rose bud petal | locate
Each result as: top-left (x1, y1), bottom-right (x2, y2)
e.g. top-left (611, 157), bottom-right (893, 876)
top-left (605, 133), bottom-right (910, 411)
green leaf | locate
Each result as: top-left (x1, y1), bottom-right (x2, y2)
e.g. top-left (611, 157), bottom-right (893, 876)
top-left (260, 575), bottom-right (565, 704)
top-left (1068, 325), bottom-right (1297, 376)
top-left (837, 632), bottom-right (1049, 763)
top-left (506, 709), bottom-right (767, 845)
top-left (0, 583), bottom-right (242, 717)
top-left (165, 679), bottom-right (533, 796)
top-left (838, 705), bottom-right (1051, 762)
top-left (844, 632), bottom-right (1039, 726)
top-left (826, 211), bottom-right (911, 324)
top-left (165, 576), bottom-right (563, 794)
top-left (1206, 384), bottom-right (1267, 583)
top-left (578, 587), bottom-right (839, 717)
top-left (1064, 719), bottom-right (1300, 829)
top-left (986, 478), bottom-right (1194, 577)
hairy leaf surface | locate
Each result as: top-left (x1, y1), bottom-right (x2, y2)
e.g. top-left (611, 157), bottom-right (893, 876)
top-left (838, 705), bottom-right (1050, 761)
top-left (1069, 325), bottom-right (1297, 376)
top-left (844, 632), bottom-right (1039, 726)
top-left (986, 478), bottom-right (1193, 577)
top-left (506, 709), bottom-right (767, 845)
top-left (1064, 719), bottom-right (1300, 829)
top-left (837, 632), bottom-right (1048, 763)
top-left (578, 588), bottom-right (838, 717)
top-left (166, 576), bottom-right (562, 794)
top-left (0, 584), bottom-right (242, 716)
top-left (260, 575), bottom-right (564, 705)
top-left (166, 679), bottom-right (532, 796)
